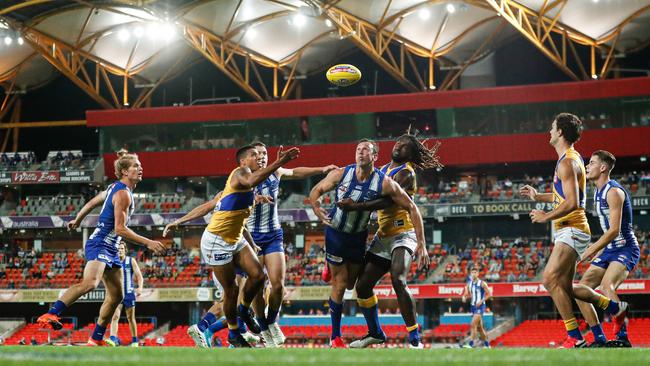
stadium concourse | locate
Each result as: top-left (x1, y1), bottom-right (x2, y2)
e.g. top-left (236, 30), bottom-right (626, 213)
top-left (1, 0), bottom-right (650, 361)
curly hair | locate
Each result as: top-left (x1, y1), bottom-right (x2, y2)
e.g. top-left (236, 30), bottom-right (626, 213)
top-left (398, 131), bottom-right (444, 171)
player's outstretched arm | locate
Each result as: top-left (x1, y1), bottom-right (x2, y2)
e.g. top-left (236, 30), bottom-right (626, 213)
top-left (113, 190), bottom-right (166, 254)
top-left (163, 191), bottom-right (223, 237)
top-left (580, 187), bottom-right (625, 263)
top-left (278, 165), bottom-right (338, 179)
top-left (530, 159), bottom-right (580, 223)
top-left (235, 147), bottom-right (300, 189)
top-left (337, 169), bottom-right (414, 212)
top-left (67, 190), bottom-right (108, 230)
top-left (309, 168), bottom-right (344, 226)
top-left (383, 177), bottom-right (429, 268)
top-left (132, 257), bottom-right (144, 296)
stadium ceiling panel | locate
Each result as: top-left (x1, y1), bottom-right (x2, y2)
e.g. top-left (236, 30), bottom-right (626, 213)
top-left (0, 0), bottom-right (649, 107)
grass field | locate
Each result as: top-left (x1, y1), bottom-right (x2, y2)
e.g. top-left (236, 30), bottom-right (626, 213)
top-left (1, 346), bottom-right (649, 366)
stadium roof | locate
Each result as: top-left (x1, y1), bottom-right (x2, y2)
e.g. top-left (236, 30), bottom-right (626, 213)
top-left (1, 0), bottom-right (649, 106)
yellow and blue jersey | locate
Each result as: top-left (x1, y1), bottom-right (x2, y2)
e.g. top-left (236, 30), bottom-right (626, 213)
top-left (377, 162), bottom-right (416, 237)
top-left (206, 168), bottom-right (255, 244)
top-left (552, 147), bottom-right (590, 234)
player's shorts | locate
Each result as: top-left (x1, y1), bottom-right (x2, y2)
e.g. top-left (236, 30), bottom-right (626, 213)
top-left (123, 293), bottom-right (136, 309)
top-left (367, 230), bottom-right (417, 261)
top-left (201, 230), bottom-right (247, 266)
top-left (84, 240), bottom-right (121, 268)
top-left (325, 227), bottom-right (367, 265)
top-left (251, 229), bottom-right (284, 256)
top-left (591, 244), bottom-right (640, 272)
top-left (471, 304), bottom-right (486, 315)
top-left (554, 227), bottom-right (590, 257)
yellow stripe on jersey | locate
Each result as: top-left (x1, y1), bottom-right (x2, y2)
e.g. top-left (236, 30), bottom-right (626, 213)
top-left (552, 147), bottom-right (590, 234)
top-left (206, 168), bottom-right (255, 244)
top-left (377, 162), bottom-right (416, 237)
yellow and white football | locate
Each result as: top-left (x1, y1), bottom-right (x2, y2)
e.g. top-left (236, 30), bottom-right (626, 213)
top-left (326, 64), bottom-right (362, 87)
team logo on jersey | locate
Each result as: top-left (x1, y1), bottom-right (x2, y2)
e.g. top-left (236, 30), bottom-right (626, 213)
top-left (213, 253), bottom-right (232, 262)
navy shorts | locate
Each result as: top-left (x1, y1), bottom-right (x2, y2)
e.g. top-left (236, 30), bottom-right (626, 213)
top-left (123, 293), bottom-right (136, 309)
top-left (85, 240), bottom-right (121, 268)
top-left (252, 230), bottom-right (284, 256)
top-left (324, 227), bottom-right (367, 265)
top-left (592, 245), bottom-right (640, 272)
top-left (471, 304), bottom-right (486, 315)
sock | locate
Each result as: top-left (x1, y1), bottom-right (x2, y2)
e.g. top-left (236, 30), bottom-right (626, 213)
top-left (238, 317), bottom-right (247, 334)
top-left (596, 295), bottom-right (620, 315)
top-left (267, 307), bottom-right (279, 325)
top-left (208, 317), bottom-right (227, 334)
top-left (257, 316), bottom-right (269, 331)
top-left (48, 300), bottom-right (67, 316)
top-left (357, 295), bottom-right (383, 337)
top-left (484, 340), bottom-right (490, 347)
top-left (406, 324), bottom-right (419, 344)
top-left (91, 323), bottom-right (107, 341)
top-left (109, 335), bottom-right (119, 343)
top-left (131, 336), bottom-right (138, 344)
top-left (328, 298), bottom-right (343, 339)
top-left (227, 322), bottom-right (239, 339)
top-left (590, 324), bottom-right (606, 344)
top-left (564, 318), bottom-right (583, 340)
top-left (241, 299), bottom-right (251, 308)
top-left (468, 340), bottom-right (474, 347)
top-left (197, 312), bottom-right (217, 332)
top-left (617, 322), bottom-right (628, 340)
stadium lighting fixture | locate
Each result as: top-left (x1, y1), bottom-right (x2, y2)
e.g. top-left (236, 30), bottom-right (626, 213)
top-left (4, 36), bottom-right (12, 45)
top-left (418, 8), bottom-right (430, 20)
top-left (133, 25), bottom-right (144, 38)
top-left (161, 23), bottom-right (176, 40)
top-left (146, 23), bottom-right (160, 39)
top-left (446, 3), bottom-right (456, 13)
top-left (325, 19), bottom-right (333, 27)
top-left (117, 28), bottom-right (130, 42)
top-left (246, 27), bottom-right (257, 40)
top-left (591, 74), bottom-right (598, 79)
top-left (292, 13), bottom-right (307, 27)
top-left (17, 36), bottom-right (24, 46)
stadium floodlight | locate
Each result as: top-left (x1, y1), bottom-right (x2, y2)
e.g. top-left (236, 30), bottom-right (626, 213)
top-left (17, 36), bottom-right (24, 45)
top-left (246, 27), bottom-right (257, 40)
top-left (118, 28), bottom-right (130, 42)
top-left (446, 3), bottom-right (456, 13)
top-left (133, 25), bottom-right (144, 38)
top-left (4, 36), bottom-right (12, 45)
top-left (292, 13), bottom-right (307, 27)
top-left (325, 19), bottom-right (332, 27)
top-left (161, 22), bottom-right (176, 40)
top-left (418, 8), bottom-right (430, 20)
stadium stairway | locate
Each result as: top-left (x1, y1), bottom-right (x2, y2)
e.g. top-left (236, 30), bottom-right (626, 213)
top-left (426, 255), bottom-right (458, 283)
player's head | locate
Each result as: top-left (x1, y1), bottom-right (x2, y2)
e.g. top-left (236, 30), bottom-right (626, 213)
top-left (393, 133), bottom-right (443, 170)
top-left (356, 139), bottom-right (379, 167)
top-left (114, 149), bottom-right (142, 183)
top-left (250, 141), bottom-right (268, 168)
top-left (470, 267), bottom-right (479, 280)
top-left (550, 113), bottom-right (582, 147)
top-left (118, 241), bottom-right (126, 260)
top-left (235, 144), bottom-right (260, 171)
top-left (586, 150), bottom-right (616, 181)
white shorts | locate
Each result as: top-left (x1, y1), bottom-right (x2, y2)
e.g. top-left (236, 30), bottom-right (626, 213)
top-left (367, 230), bottom-right (417, 261)
top-left (553, 227), bottom-right (590, 257)
top-left (201, 230), bottom-right (247, 266)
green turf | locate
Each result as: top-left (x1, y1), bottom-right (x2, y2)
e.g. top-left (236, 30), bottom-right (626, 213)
top-left (0, 346), bottom-right (649, 366)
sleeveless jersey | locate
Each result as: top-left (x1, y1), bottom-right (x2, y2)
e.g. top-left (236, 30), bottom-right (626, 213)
top-left (469, 279), bottom-right (486, 306)
top-left (329, 164), bottom-right (385, 234)
top-left (88, 181), bottom-right (135, 247)
top-left (377, 162), bottom-right (416, 237)
top-left (206, 168), bottom-right (255, 244)
top-left (552, 147), bottom-right (591, 234)
top-left (122, 256), bottom-right (135, 296)
top-left (248, 173), bottom-right (281, 233)
top-left (594, 179), bottom-right (638, 249)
